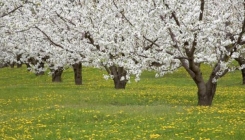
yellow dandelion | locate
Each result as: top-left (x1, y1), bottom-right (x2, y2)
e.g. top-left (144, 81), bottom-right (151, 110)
top-left (150, 134), bottom-right (160, 139)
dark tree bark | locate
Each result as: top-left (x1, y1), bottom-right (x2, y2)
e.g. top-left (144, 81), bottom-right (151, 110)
top-left (72, 62), bottom-right (82, 85)
top-left (181, 59), bottom-right (226, 106)
top-left (36, 55), bottom-right (50, 76)
top-left (50, 67), bottom-right (63, 82)
top-left (16, 54), bottom-right (22, 68)
top-left (26, 63), bottom-right (31, 71)
top-left (241, 68), bottom-right (245, 84)
top-left (26, 56), bottom-right (49, 76)
top-left (196, 74), bottom-right (217, 106)
top-left (234, 2), bottom-right (245, 84)
top-left (160, 0), bottom-right (218, 105)
top-left (107, 65), bottom-right (127, 89)
top-left (9, 62), bottom-right (15, 68)
top-left (16, 63), bottom-right (22, 68)
top-left (182, 63), bottom-right (214, 106)
top-left (26, 57), bottom-right (35, 71)
top-left (235, 57), bottom-right (245, 84)
top-left (197, 84), bottom-right (216, 106)
top-left (35, 62), bottom-right (45, 76)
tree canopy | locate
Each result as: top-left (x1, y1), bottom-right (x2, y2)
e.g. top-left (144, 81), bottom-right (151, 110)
top-left (1, 0), bottom-right (245, 105)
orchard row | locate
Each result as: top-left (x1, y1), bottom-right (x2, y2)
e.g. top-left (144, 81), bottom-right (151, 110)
top-left (1, 0), bottom-right (245, 105)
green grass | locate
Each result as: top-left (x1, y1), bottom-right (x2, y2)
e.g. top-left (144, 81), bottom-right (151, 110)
top-left (0, 66), bottom-right (245, 140)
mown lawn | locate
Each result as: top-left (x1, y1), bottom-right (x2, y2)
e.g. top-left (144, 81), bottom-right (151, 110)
top-left (0, 66), bottom-right (245, 140)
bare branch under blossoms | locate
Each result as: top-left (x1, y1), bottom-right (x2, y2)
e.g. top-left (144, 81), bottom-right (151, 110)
top-left (199, 0), bottom-right (205, 21)
top-left (162, 0), bottom-right (180, 26)
top-left (237, 2), bottom-right (245, 45)
top-left (35, 26), bottom-right (74, 53)
top-left (35, 26), bottom-right (64, 49)
top-left (1, 1), bottom-right (37, 18)
top-left (143, 36), bottom-right (160, 47)
top-left (84, 32), bottom-right (101, 51)
top-left (1, 5), bottom-right (23, 18)
top-left (56, 12), bottom-right (76, 26)
top-left (144, 38), bottom-right (158, 50)
top-left (224, 2), bottom-right (245, 58)
top-left (112, 0), bottom-right (134, 27)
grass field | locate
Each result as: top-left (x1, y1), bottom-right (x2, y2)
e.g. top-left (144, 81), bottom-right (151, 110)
top-left (0, 66), bottom-right (245, 140)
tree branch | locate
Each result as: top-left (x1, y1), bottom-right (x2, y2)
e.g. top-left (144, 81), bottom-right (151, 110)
top-left (180, 59), bottom-right (196, 78)
top-left (167, 28), bottom-right (179, 48)
top-left (1, 5), bottom-right (23, 18)
top-left (237, 2), bottom-right (245, 45)
top-left (112, 0), bottom-right (134, 27)
top-left (56, 12), bottom-right (76, 26)
top-left (143, 36), bottom-right (160, 48)
top-left (84, 31), bottom-right (101, 51)
top-left (35, 26), bottom-right (74, 54)
top-left (224, 2), bottom-right (245, 59)
top-left (1, 1), bottom-right (36, 18)
top-left (162, 1), bottom-right (180, 26)
top-left (199, 0), bottom-right (205, 21)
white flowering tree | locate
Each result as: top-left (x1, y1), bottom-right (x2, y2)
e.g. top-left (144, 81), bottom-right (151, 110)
top-left (158, 0), bottom-right (245, 106)
top-left (0, 0), bottom-right (57, 78)
top-left (26, 1), bottom-right (87, 84)
top-left (101, 0), bottom-right (244, 105)
top-left (0, 0), bottom-right (52, 73)
top-left (0, 0), bottom-right (32, 68)
top-left (2, 0), bottom-right (245, 105)
top-left (31, 0), bottom-right (144, 88)
top-left (0, 0), bottom-right (91, 84)
top-left (78, 0), bottom-right (245, 105)
top-left (79, 1), bottom-right (145, 89)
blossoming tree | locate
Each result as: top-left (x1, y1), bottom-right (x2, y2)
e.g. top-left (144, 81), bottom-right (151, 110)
top-left (30, 0), bottom-right (144, 88)
top-left (101, 0), bottom-right (245, 105)
top-left (2, 0), bottom-right (245, 105)
top-left (0, 0), bottom-right (32, 67)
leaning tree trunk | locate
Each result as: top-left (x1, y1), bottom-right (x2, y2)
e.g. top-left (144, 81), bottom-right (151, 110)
top-left (109, 66), bottom-right (127, 89)
top-left (235, 57), bottom-right (245, 84)
top-left (72, 62), bottom-right (82, 85)
top-left (50, 67), bottom-right (63, 82)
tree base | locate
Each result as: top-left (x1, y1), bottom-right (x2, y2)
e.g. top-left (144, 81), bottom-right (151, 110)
top-left (52, 69), bottom-right (63, 82)
top-left (72, 63), bottom-right (82, 85)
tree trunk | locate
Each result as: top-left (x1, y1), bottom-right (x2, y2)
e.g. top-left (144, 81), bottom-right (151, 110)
top-left (180, 59), bottom-right (219, 106)
top-left (26, 63), bottom-right (31, 71)
top-left (241, 68), bottom-right (245, 84)
top-left (235, 57), bottom-right (245, 84)
top-left (16, 63), bottom-right (22, 68)
top-left (113, 77), bottom-right (127, 89)
top-left (26, 57), bottom-right (34, 71)
top-left (35, 62), bottom-right (45, 76)
top-left (51, 67), bottom-right (63, 82)
top-left (72, 62), bottom-right (82, 85)
top-left (16, 54), bottom-right (22, 68)
top-left (197, 80), bottom-right (217, 106)
top-left (9, 62), bottom-right (15, 68)
top-left (109, 66), bottom-right (127, 89)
